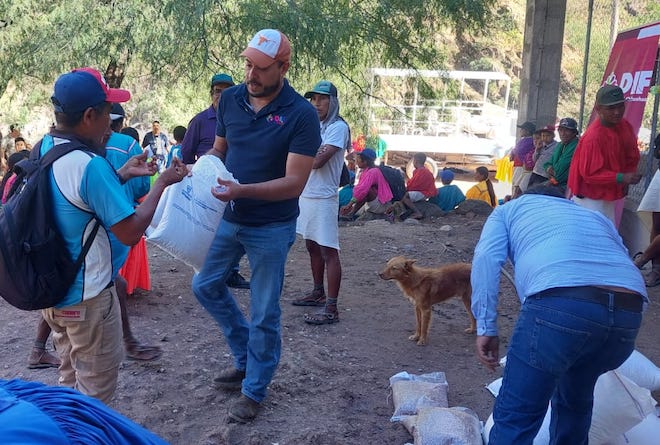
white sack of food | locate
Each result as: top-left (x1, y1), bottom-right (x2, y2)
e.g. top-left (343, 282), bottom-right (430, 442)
top-left (389, 371), bottom-right (449, 422)
top-left (412, 406), bottom-right (482, 445)
top-left (147, 156), bottom-right (236, 271)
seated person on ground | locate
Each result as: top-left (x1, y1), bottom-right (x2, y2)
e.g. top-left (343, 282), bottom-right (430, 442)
top-left (429, 168), bottom-right (465, 211)
top-left (392, 152), bottom-right (438, 219)
top-left (339, 148), bottom-right (393, 218)
top-left (465, 166), bottom-right (497, 207)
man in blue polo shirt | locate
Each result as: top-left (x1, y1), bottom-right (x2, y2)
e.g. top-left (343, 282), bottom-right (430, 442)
top-left (192, 29), bottom-right (320, 423)
top-left (40, 67), bottom-right (187, 403)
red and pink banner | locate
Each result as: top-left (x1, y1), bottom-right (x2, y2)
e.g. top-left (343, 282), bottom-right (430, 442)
top-left (590, 22), bottom-right (660, 135)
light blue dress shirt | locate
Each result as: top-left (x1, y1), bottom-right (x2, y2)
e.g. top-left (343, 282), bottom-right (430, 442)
top-left (471, 193), bottom-right (648, 336)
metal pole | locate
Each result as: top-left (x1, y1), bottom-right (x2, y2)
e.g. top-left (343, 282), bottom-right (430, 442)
top-left (644, 49), bottom-right (660, 189)
top-left (578, 0), bottom-right (595, 132)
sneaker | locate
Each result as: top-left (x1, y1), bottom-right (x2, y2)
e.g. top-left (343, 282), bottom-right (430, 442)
top-left (213, 367), bottom-right (245, 390)
top-left (226, 271), bottom-right (250, 289)
top-left (228, 394), bottom-right (260, 423)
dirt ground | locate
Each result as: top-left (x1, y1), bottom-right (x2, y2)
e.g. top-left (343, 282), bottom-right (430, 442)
top-left (1, 209), bottom-right (659, 445)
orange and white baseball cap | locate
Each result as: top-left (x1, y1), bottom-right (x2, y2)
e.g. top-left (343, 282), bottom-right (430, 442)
top-left (241, 29), bottom-right (291, 69)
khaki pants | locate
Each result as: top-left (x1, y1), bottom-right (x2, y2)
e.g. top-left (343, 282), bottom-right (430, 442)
top-left (42, 287), bottom-right (124, 404)
top-left (365, 198), bottom-right (392, 214)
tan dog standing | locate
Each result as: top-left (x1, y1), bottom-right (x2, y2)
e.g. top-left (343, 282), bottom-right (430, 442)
top-left (379, 256), bottom-right (476, 345)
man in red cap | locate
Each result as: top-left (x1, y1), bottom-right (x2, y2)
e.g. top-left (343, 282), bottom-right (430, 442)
top-left (40, 67), bottom-right (187, 403)
top-left (192, 30), bottom-right (320, 423)
top-left (568, 85), bottom-right (641, 226)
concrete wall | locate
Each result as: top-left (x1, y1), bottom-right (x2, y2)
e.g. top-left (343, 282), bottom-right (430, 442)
top-left (518, 0), bottom-right (568, 127)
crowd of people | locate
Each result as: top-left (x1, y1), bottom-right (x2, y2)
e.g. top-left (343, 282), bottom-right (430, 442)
top-left (0, 27), bottom-right (656, 445)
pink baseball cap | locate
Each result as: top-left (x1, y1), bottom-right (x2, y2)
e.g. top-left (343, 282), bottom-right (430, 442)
top-left (240, 29), bottom-right (291, 69)
top-left (51, 67), bottom-right (130, 113)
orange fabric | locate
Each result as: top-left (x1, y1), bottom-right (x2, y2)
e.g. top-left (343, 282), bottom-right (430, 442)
top-left (119, 236), bottom-right (151, 294)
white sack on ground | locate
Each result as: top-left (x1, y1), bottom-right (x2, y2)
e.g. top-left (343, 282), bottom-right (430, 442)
top-left (483, 370), bottom-right (657, 445)
top-left (616, 349), bottom-right (660, 392)
top-left (412, 406), bottom-right (482, 445)
top-left (389, 371), bottom-right (449, 422)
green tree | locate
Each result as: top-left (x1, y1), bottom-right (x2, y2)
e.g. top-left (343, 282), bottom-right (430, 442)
top-left (0, 0), bottom-right (497, 131)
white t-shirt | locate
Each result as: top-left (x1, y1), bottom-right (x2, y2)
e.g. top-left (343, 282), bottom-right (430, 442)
top-left (301, 119), bottom-right (350, 199)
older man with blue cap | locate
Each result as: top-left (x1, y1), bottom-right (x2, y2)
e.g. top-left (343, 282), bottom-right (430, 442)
top-left (40, 67), bottom-right (186, 403)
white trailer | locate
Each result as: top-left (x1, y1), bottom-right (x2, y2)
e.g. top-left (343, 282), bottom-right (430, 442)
top-left (367, 68), bottom-right (517, 173)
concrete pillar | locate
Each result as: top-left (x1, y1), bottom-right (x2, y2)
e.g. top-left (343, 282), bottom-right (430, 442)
top-left (518, 0), bottom-right (568, 127)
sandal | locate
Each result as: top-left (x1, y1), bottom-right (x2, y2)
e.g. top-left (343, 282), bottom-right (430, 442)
top-left (28, 347), bottom-right (61, 369)
top-left (632, 252), bottom-right (645, 269)
top-left (125, 340), bottom-right (162, 361)
top-left (292, 289), bottom-right (326, 306)
top-left (644, 268), bottom-right (660, 287)
top-left (304, 310), bottom-right (339, 325)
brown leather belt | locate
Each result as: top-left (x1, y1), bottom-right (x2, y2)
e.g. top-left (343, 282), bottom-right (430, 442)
top-left (534, 286), bottom-right (643, 312)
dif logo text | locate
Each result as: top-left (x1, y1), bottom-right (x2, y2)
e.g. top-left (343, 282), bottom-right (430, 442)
top-left (604, 71), bottom-right (653, 96)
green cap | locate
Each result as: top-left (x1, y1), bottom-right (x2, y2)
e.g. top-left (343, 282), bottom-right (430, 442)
top-left (596, 85), bottom-right (625, 106)
top-left (211, 73), bottom-right (234, 88)
top-left (304, 80), bottom-right (338, 99)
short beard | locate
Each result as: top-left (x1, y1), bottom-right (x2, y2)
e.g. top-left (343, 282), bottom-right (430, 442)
top-left (248, 81), bottom-right (280, 98)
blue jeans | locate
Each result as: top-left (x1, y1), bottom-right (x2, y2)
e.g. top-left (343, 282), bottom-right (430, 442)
top-left (489, 294), bottom-right (641, 445)
top-left (192, 219), bottom-right (296, 402)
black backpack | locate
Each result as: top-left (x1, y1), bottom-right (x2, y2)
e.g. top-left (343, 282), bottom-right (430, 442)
top-left (339, 163), bottom-right (351, 187)
top-left (378, 164), bottom-right (407, 201)
top-left (0, 140), bottom-right (100, 310)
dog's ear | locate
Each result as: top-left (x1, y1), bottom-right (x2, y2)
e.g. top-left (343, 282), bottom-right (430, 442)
top-left (404, 259), bottom-right (417, 270)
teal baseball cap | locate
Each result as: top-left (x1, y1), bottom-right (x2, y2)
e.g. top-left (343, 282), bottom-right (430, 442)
top-left (211, 73), bottom-right (235, 88)
top-left (304, 80), bottom-right (338, 99)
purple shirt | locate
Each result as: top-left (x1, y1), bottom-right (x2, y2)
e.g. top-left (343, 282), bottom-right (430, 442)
top-left (181, 105), bottom-right (217, 164)
top-left (512, 136), bottom-right (535, 170)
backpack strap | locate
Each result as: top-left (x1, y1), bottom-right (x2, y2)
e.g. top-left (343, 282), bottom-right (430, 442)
top-left (38, 137), bottom-right (87, 168)
top-left (74, 218), bottom-right (101, 273)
